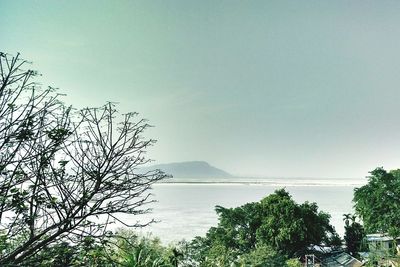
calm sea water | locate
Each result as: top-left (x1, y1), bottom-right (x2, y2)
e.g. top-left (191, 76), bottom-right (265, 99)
top-left (121, 178), bottom-right (367, 244)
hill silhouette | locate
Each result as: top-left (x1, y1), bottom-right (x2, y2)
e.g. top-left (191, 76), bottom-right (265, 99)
top-left (147, 161), bottom-right (232, 178)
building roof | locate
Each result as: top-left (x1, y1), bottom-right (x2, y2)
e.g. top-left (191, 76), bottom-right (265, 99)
top-left (366, 233), bottom-right (399, 242)
top-left (322, 252), bottom-right (362, 267)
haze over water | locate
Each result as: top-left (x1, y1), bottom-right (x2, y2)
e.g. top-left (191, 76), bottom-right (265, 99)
top-left (130, 177), bottom-right (366, 243)
top-left (1, 0), bottom-right (398, 248)
top-left (2, 1), bottom-right (400, 179)
top-left (2, 2), bottom-right (400, 266)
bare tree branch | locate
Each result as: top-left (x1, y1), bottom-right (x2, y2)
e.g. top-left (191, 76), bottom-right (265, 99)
top-left (0, 52), bottom-right (166, 265)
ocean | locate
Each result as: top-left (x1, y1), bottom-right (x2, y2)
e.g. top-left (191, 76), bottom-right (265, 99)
top-left (124, 177), bottom-right (367, 244)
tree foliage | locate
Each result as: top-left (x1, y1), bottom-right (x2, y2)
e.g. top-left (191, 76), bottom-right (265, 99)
top-left (187, 189), bottom-right (339, 266)
top-left (238, 244), bottom-right (288, 267)
top-left (354, 168), bottom-right (400, 237)
top-left (16, 230), bottom-right (183, 267)
top-left (114, 230), bottom-right (183, 267)
top-left (0, 52), bottom-right (166, 265)
top-left (343, 214), bottom-right (365, 256)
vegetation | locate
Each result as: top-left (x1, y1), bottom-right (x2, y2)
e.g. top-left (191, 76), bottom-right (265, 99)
top-left (354, 167), bottom-right (400, 237)
top-left (116, 230), bottom-right (183, 267)
top-left (353, 168), bottom-right (400, 265)
top-left (184, 189), bottom-right (340, 266)
top-left (0, 52), bottom-right (166, 265)
top-left (342, 214), bottom-right (365, 256)
top-left (3, 52), bottom-right (400, 266)
top-left (15, 230), bottom-right (182, 267)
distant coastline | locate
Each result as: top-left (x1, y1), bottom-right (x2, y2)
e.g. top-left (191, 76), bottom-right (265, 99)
top-left (143, 161), bottom-right (233, 178)
top-left (157, 177), bottom-right (367, 187)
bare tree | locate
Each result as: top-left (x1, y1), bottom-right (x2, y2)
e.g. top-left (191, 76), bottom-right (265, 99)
top-left (0, 52), bottom-right (166, 265)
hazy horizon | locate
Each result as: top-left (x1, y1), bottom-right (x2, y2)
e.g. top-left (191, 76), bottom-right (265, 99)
top-left (148, 160), bottom-right (368, 179)
top-left (2, 1), bottom-right (400, 178)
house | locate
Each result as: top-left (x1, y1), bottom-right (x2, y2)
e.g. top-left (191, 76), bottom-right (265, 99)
top-left (365, 233), bottom-right (400, 254)
top-left (300, 250), bottom-right (362, 267)
top-left (359, 234), bottom-right (400, 267)
top-left (321, 252), bottom-right (363, 267)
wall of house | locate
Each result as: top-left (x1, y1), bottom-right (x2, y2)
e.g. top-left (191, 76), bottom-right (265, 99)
top-left (368, 241), bottom-right (391, 251)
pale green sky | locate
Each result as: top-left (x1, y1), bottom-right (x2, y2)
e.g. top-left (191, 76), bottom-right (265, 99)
top-left (2, 0), bottom-right (400, 178)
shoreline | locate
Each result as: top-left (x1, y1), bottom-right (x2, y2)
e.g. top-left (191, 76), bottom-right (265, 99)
top-left (155, 181), bottom-right (367, 187)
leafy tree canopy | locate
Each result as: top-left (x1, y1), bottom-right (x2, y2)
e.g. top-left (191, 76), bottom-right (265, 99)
top-left (19, 230), bottom-right (183, 267)
top-left (354, 167), bottom-right (400, 237)
top-left (189, 189), bottom-right (340, 265)
top-left (342, 214), bottom-right (365, 257)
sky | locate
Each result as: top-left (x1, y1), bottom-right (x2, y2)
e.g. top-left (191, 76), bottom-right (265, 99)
top-left (2, 0), bottom-right (400, 178)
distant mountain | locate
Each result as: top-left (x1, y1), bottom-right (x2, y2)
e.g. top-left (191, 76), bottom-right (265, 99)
top-left (146, 161), bottom-right (233, 178)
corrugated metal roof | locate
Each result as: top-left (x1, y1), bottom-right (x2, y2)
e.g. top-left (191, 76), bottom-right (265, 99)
top-left (366, 233), bottom-right (397, 242)
top-left (323, 252), bottom-right (362, 267)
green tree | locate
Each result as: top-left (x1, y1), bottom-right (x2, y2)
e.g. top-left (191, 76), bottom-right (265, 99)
top-left (0, 53), bottom-right (166, 265)
top-left (354, 168), bottom-right (400, 237)
top-left (15, 238), bottom-right (115, 267)
top-left (112, 230), bottom-right (181, 267)
top-left (189, 189), bottom-right (339, 265)
top-left (119, 237), bottom-right (168, 267)
top-left (285, 258), bottom-right (302, 267)
top-left (255, 189), bottom-right (340, 256)
top-left (238, 244), bottom-right (287, 267)
top-left (23, 230), bottom-right (182, 267)
top-left (343, 214), bottom-right (365, 256)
